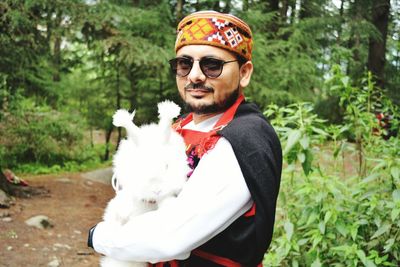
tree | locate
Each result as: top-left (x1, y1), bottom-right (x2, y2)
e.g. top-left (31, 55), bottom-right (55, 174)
top-left (367, 0), bottom-right (391, 89)
top-left (176, 0), bottom-right (185, 21)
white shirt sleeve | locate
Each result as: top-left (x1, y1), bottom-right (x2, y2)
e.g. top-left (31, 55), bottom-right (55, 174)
top-left (92, 137), bottom-right (253, 263)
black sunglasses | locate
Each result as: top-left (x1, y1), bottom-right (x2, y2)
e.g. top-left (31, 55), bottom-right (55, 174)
top-left (169, 57), bottom-right (238, 78)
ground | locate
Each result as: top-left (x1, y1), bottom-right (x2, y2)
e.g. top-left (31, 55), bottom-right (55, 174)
top-left (0, 169), bottom-right (114, 267)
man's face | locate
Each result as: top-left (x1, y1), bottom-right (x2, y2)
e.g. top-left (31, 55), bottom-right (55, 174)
top-left (175, 45), bottom-right (242, 115)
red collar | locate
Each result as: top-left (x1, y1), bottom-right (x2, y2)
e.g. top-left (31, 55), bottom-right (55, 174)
top-left (174, 94), bottom-right (244, 132)
top-left (173, 94), bottom-right (244, 158)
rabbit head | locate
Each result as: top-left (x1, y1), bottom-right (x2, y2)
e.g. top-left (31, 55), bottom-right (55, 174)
top-left (112, 100), bottom-right (189, 203)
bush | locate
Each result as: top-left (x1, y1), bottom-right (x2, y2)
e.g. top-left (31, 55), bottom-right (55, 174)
top-left (265, 168), bottom-right (400, 266)
top-left (263, 75), bottom-right (400, 266)
top-left (0, 100), bottom-right (97, 169)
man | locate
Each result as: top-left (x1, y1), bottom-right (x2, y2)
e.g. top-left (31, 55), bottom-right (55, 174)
top-left (88, 11), bottom-right (282, 267)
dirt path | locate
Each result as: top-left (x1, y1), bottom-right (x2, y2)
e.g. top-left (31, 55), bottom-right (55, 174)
top-left (0, 169), bottom-right (114, 267)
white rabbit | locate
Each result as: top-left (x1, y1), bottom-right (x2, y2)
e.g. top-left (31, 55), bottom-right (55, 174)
top-left (101, 100), bottom-right (190, 267)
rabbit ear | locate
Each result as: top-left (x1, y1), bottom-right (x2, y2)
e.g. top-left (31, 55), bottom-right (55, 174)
top-left (157, 100), bottom-right (181, 143)
top-left (113, 109), bottom-right (139, 143)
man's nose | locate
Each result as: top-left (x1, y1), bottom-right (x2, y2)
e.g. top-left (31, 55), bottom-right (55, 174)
top-left (188, 61), bottom-right (206, 83)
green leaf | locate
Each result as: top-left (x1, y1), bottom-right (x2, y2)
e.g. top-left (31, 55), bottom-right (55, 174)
top-left (370, 223), bottom-right (391, 239)
top-left (318, 221), bottom-right (326, 235)
top-left (351, 225), bottom-right (358, 241)
top-left (333, 146), bottom-right (341, 158)
top-left (324, 211), bottom-right (332, 224)
top-left (356, 250), bottom-right (367, 263)
top-left (361, 173), bottom-right (380, 184)
top-left (301, 149), bottom-right (313, 176)
top-left (390, 167), bottom-right (399, 179)
top-left (307, 212), bottom-right (318, 225)
top-left (310, 257), bottom-right (322, 267)
top-left (356, 250), bottom-right (377, 267)
top-left (291, 259), bottom-right (299, 267)
top-left (297, 152), bottom-right (306, 163)
top-left (331, 245), bottom-right (351, 252)
top-left (284, 221), bottom-right (294, 241)
top-left (393, 189), bottom-right (400, 201)
top-left (311, 126), bottom-right (329, 136)
top-left (299, 136), bottom-right (309, 149)
top-left (297, 238), bottom-right (308, 246)
top-left (284, 129), bottom-right (302, 154)
top-left (383, 238), bottom-right (395, 252)
top-left (341, 76), bottom-right (349, 87)
top-left (312, 235), bottom-right (323, 248)
top-left (391, 209), bottom-right (400, 222)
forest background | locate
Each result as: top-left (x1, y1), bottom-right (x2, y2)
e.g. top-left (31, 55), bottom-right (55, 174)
top-left (0, 0), bottom-right (399, 266)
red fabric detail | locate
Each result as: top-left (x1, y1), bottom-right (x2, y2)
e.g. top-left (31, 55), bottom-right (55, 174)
top-left (173, 94), bottom-right (245, 158)
top-left (244, 203), bottom-right (256, 217)
top-left (193, 249), bottom-right (263, 267)
top-left (148, 260), bottom-right (179, 267)
top-left (192, 249), bottom-right (243, 267)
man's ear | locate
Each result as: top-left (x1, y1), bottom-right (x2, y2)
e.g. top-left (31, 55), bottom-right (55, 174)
top-left (239, 61), bottom-right (253, 88)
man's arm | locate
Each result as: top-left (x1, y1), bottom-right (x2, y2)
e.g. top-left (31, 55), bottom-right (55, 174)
top-left (89, 138), bottom-right (253, 263)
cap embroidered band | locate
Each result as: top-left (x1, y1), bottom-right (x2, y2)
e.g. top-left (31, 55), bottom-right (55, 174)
top-left (175, 11), bottom-right (253, 61)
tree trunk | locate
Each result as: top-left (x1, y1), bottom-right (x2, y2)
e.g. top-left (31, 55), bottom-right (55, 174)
top-left (158, 70), bottom-right (163, 101)
top-left (265, 0), bottom-right (280, 34)
top-left (267, 0), bottom-right (279, 12)
top-left (53, 35), bottom-right (62, 82)
top-left (0, 169), bottom-right (49, 198)
top-left (223, 0), bottom-right (231, 13)
top-left (127, 67), bottom-right (138, 120)
top-left (43, 6), bottom-right (62, 84)
top-left (280, 0), bottom-right (289, 23)
top-left (116, 63), bottom-right (122, 148)
top-left (176, 0), bottom-right (185, 22)
top-left (213, 1), bottom-right (220, 12)
top-left (243, 0), bottom-right (249, 11)
top-left (104, 122), bottom-right (113, 161)
top-left (289, 0), bottom-right (297, 24)
top-left (336, 0), bottom-right (345, 44)
top-left (299, 0), bottom-right (312, 19)
top-left (346, 0), bottom-right (364, 81)
top-left (195, 0), bottom-right (201, 11)
top-left (367, 0), bottom-right (390, 89)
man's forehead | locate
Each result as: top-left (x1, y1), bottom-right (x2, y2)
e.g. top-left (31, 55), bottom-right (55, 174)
top-left (176, 44), bottom-right (236, 59)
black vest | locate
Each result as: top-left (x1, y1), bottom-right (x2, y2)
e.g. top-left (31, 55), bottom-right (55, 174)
top-left (180, 102), bottom-right (282, 267)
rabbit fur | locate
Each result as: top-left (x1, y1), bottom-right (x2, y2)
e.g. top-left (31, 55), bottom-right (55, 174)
top-left (101, 100), bottom-right (189, 267)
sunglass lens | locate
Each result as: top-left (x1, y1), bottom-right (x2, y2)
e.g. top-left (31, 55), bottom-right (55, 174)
top-left (170, 58), bottom-right (192, 77)
top-left (200, 58), bottom-right (224, 78)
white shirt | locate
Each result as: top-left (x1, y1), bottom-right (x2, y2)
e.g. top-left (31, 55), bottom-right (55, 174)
top-left (92, 114), bottom-right (253, 263)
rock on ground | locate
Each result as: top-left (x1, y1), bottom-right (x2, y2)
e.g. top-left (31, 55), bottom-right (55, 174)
top-left (25, 215), bottom-right (54, 229)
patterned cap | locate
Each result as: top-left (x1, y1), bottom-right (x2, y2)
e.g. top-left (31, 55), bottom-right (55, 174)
top-left (175, 11), bottom-right (253, 61)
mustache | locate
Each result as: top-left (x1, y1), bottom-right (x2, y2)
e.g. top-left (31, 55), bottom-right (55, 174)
top-left (184, 83), bottom-right (214, 92)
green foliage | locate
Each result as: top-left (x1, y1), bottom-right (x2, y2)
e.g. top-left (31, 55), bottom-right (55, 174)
top-left (13, 143), bottom-right (110, 175)
top-left (265, 102), bottom-right (328, 176)
top-left (242, 10), bottom-right (326, 108)
top-left (0, 98), bottom-right (99, 169)
top-left (79, 1), bottom-right (178, 125)
top-left (263, 70), bottom-right (400, 266)
top-left (265, 168), bottom-right (400, 266)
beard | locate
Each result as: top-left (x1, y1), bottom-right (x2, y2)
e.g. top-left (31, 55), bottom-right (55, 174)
top-left (183, 84), bottom-right (240, 115)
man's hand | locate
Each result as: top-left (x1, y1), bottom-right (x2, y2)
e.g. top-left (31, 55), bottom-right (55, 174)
top-left (87, 225), bottom-right (97, 249)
